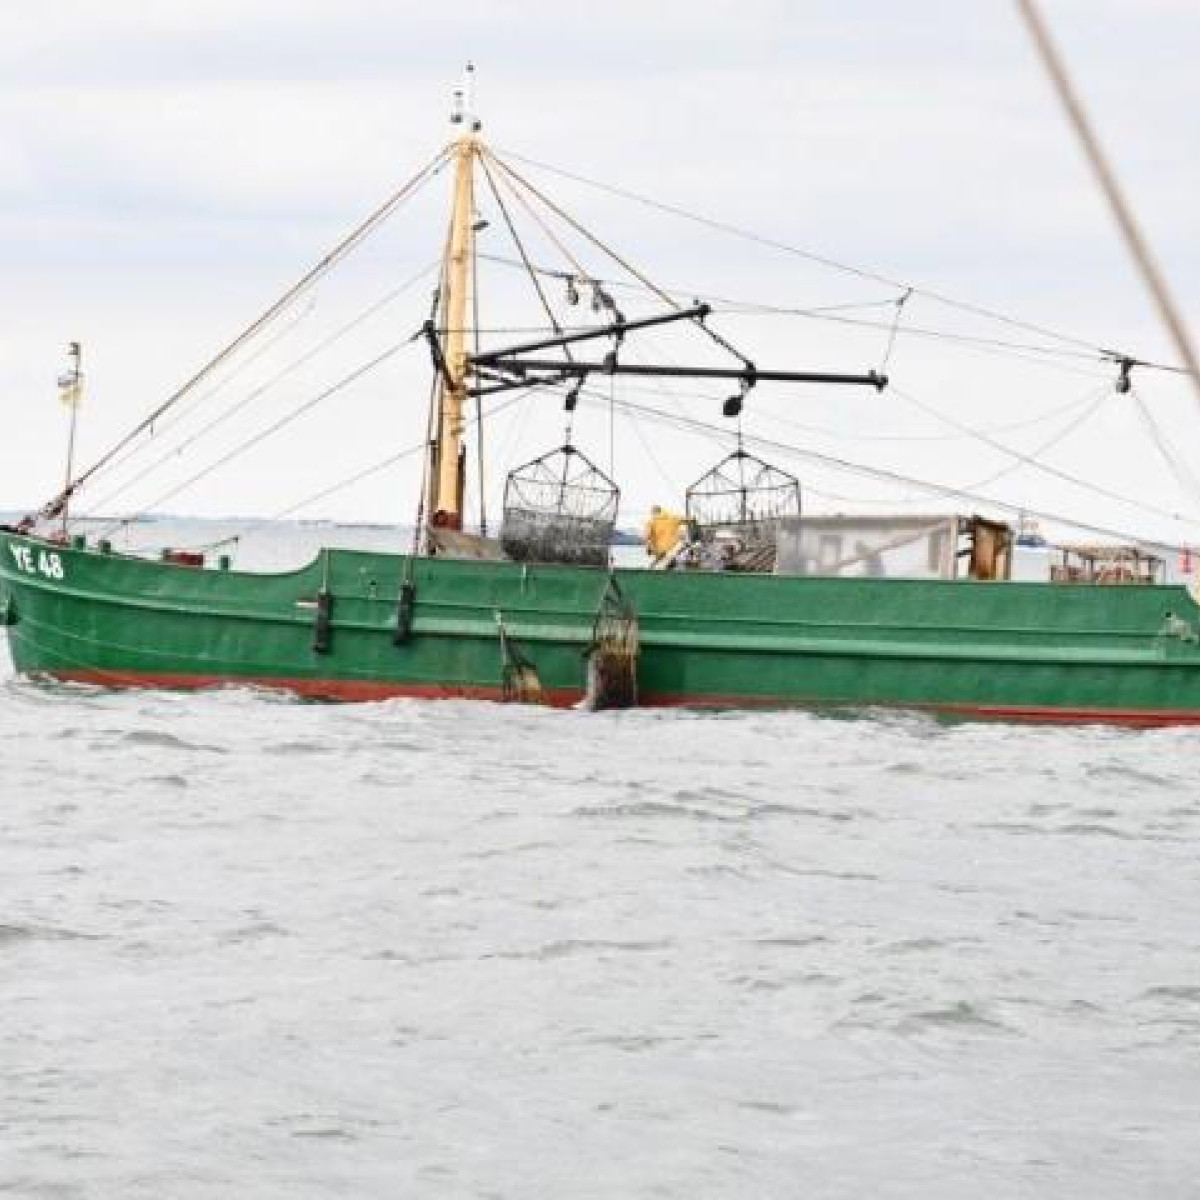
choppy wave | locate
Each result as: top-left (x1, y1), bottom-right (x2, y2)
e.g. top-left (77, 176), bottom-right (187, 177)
top-left (3, 626), bottom-right (1200, 1197)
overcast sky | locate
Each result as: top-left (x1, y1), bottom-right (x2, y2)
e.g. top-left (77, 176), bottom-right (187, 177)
top-left (1, 1), bottom-right (1197, 544)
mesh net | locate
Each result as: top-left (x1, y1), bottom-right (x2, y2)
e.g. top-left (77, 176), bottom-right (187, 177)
top-left (584, 575), bottom-right (639, 710)
top-left (686, 450), bottom-right (801, 545)
top-left (501, 445), bottom-right (620, 568)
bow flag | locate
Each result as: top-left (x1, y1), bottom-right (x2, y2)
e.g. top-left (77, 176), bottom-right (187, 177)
top-left (58, 343), bottom-right (83, 407)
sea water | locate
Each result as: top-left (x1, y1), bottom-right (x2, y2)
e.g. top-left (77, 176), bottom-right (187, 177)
top-left (2, 524), bottom-right (1199, 1198)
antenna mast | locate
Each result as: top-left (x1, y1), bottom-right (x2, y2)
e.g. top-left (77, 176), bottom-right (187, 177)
top-left (57, 341), bottom-right (84, 540)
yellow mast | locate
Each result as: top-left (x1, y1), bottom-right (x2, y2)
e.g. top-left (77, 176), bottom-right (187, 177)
top-left (430, 72), bottom-right (479, 529)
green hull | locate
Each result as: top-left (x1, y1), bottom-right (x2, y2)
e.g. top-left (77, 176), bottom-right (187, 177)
top-left (5, 532), bottom-right (1200, 724)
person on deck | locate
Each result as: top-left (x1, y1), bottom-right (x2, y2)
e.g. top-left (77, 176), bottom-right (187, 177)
top-left (643, 505), bottom-right (686, 560)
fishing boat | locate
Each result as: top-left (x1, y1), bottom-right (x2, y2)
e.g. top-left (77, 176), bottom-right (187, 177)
top-left (4, 72), bottom-right (1200, 725)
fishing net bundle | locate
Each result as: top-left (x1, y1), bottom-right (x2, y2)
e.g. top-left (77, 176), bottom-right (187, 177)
top-left (501, 445), bottom-right (620, 568)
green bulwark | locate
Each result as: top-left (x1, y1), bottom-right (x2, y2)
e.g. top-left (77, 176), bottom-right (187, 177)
top-left (4, 531), bottom-right (1200, 724)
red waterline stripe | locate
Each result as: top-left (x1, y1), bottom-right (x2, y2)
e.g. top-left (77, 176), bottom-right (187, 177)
top-left (934, 702), bottom-right (1200, 727)
top-left (40, 668), bottom-right (1200, 725)
top-left (642, 690), bottom-right (1200, 727)
top-left (47, 669), bottom-right (582, 707)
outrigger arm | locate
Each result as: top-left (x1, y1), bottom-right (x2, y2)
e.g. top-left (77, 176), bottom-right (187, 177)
top-left (478, 359), bottom-right (888, 389)
top-left (462, 306), bottom-right (889, 403)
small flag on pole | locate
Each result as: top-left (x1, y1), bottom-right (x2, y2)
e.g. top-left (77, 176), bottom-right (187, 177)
top-left (58, 342), bottom-right (83, 407)
top-left (57, 375), bottom-right (82, 407)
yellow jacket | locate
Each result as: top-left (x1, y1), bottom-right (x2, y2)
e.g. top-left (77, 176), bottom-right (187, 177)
top-left (644, 510), bottom-right (685, 557)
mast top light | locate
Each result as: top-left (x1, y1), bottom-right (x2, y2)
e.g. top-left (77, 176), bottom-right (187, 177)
top-left (450, 62), bottom-right (482, 132)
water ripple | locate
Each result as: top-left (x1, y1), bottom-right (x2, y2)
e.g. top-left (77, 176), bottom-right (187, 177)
top-left (5, 612), bottom-right (1200, 1197)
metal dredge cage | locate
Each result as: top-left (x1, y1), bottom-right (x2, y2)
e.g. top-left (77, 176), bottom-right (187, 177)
top-left (686, 449), bottom-right (802, 544)
top-left (501, 445), bottom-right (620, 567)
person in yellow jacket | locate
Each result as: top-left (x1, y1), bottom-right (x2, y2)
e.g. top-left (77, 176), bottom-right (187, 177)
top-left (643, 505), bottom-right (686, 559)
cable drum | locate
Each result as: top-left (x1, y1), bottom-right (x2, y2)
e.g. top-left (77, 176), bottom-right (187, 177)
top-left (500, 444), bottom-right (619, 568)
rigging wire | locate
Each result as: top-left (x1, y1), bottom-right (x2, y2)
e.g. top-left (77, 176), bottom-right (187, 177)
top-left (751, 384), bottom-right (1107, 445)
top-left (608, 372), bottom-right (616, 477)
top-left (1016, 0), bottom-right (1200, 407)
top-left (526, 305), bottom-right (1095, 439)
top-left (1129, 386), bottom-right (1200, 509)
top-left (478, 174), bottom-right (593, 286)
top-left (94, 267), bottom-right (436, 492)
top-left (619, 344), bottom-right (729, 447)
top-left (477, 249), bottom-right (1121, 378)
top-left (615, 400), bottom-right (680, 497)
top-left (480, 252), bottom-right (903, 319)
top-left (150, 299), bottom-right (320, 445)
top-left (492, 381), bottom-right (539, 470)
top-left (726, 306), bottom-right (1115, 380)
top-left (468, 172), bottom-right (1169, 531)
top-left (51, 119), bottom-right (1197, 559)
top-left (137, 386), bottom-right (541, 562)
top-left (80, 261), bottom-right (440, 519)
top-left (496, 145), bottom-right (1186, 371)
top-left (888, 382), bottom-right (1191, 525)
top-left (477, 153), bottom-right (574, 368)
top-left (35, 144), bottom-right (451, 522)
top-left (275, 386), bottom-right (536, 524)
top-left (488, 150), bottom-right (760, 373)
top-left (478, 150), bottom-right (587, 463)
top-left (80, 295), bottom-right (325, 498)
top-left (486, 149), bottom-right (674, 309)
top-left (940, 385), bottom-right (1114, 496)
top-left (96, 341), bottom-right (415, 538)
top-left (574, 389), bottom-right (1199, 547)
top-left (272, 441), bottom-right (429, 525)
top-left (471, 371), bottom-right (1167, 540)
top-left (610, 315), bottom-right (1112, 456)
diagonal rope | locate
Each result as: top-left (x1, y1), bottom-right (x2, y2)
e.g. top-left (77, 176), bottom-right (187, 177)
top-left (889, 382), bottom-right (1188, 523)
top-left (268, 386), bottom-right (536, 524)
top-left (478, 154), bottom-right (571, 351)
top-left (96, 341), bottom-right (416, 538)
top-left (479, 167), bottom-right (593, 285)
top-left (81, 260), bottom-right (440, 519)
top-left (947, 386), bottom-right (1114, 495)
top-left (477, 249), bottom-right (1118, 376)
top-left (489, 149), bottom-right (763, 372)
top-left (79, 295), bottom-right (324, 497)
top-left (750, 383), bottom-right (1108, 446)
top-left (1016, 0), bottom-right (1200, 408)
top-left (463, 371), bottom-right (1198, 545)
top-left (1129, 386), bottom-right (1200, 509)
top-left (497, 145), bottom-right (1187, 371)
top-left (577, 390), bottom-right (1200, 546)
top-left (35, 144), bottom-right (451, 522)
top-left (487, 149), bottom-right (676, 308)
